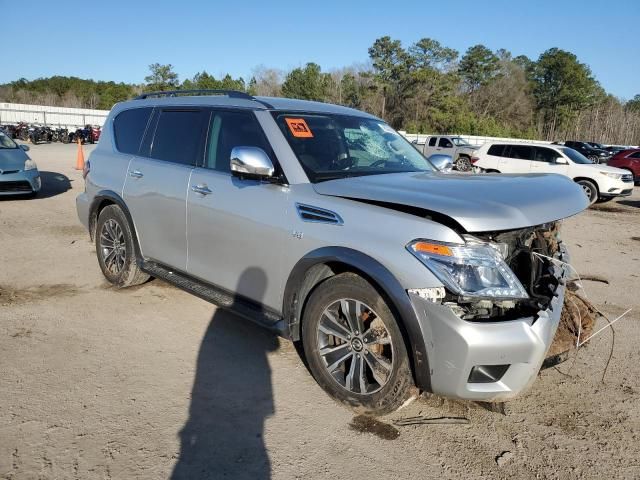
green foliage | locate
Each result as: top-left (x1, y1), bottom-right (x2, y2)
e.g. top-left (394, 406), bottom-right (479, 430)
top-left (626, 94), bottom-right (640, 112)
top-left (281, 63), bottom-right (330, 101)
top-left (459, 45), bottom-right (500, 91)
top-left (182, 72), bottom-right (245, 91)
top-left (144, 63), bottom-right (179, 91)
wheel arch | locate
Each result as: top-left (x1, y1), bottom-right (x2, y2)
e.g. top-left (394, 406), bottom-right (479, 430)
top-left (573, 176), bottom-right (600, 193)
top-left (89, 190), bottom-right (142, 258)
top-left (283, 246), bottom-right (432, 391)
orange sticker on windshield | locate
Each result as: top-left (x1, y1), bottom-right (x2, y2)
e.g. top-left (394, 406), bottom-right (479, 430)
top-left (285, 118), bottom-right (314, 138)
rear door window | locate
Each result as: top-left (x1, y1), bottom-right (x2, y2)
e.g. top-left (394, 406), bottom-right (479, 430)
top-left (149, 109), bottom-right (207, 166)
top-left (507, 145), bottom-right (534, 160)
top-left (487, 144), bottom-right (505, 156)
top-left (113, 108), bottom-right (153, 155)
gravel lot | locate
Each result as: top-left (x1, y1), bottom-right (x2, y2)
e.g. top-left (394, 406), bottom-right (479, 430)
top-left (1, 142), bottom-right (639, 479)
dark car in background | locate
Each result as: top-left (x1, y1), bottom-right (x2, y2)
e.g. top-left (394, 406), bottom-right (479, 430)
top-left (608, 149), bottom-right (640, 183)
top-left (564, 141), bottom-right (611, 164)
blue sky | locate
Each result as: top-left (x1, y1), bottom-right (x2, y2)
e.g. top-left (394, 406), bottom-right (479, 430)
top-left (2, 0), bottom-right (638, 99)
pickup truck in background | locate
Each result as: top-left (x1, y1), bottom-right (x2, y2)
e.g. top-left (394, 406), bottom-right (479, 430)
top-left (418, 135), bottom-right (480, 171)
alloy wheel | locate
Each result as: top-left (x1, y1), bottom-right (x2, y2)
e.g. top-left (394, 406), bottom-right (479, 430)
top-left (317, 298), bottom-right (393, 394)
top-left (99, 219), bottom-right (126, 275)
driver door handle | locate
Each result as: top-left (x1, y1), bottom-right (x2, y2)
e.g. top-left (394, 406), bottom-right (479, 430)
top-left (191, 184), bottom-right (212, 195)
top-left (128, 169), bottom-right (143, 178)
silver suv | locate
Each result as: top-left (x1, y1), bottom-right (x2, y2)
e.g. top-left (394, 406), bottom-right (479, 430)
top-left (77, 90), bottom-right (588, 415)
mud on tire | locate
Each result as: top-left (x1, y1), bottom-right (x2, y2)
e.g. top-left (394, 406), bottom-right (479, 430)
top-left (302, 273), bottom-right (414, 416)
top-left (95, 205), bottom-right (149, 288)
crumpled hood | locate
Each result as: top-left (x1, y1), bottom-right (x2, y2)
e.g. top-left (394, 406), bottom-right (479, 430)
top-left (313, 171), bottom-right (589, 232)
top-left (0, 148), bottom-right (28, 172)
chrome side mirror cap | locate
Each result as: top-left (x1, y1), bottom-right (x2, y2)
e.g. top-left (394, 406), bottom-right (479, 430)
top-left (428, 153), bottom-right (453, 172)
top-left (230, 146), bottom-right (275, 179)
top-left (19, 144), bottom-right (30, 152)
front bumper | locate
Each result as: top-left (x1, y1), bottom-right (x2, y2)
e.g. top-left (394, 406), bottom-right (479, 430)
top-left (409, 246), bottom-right (568, 401)
top-left (598, 176), bottom-right (634, 198)
top-left (0, 169), bottom-right (41, 195)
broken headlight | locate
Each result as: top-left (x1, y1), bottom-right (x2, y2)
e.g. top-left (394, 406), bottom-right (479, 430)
top-left (407, 240), bottom-right (529, 300)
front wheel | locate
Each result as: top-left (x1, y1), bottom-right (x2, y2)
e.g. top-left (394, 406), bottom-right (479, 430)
top-left (576, 179), bottom-right (598, 205)
top-left (455, 156), bottom-right (472, 172)
top-left (95, 205), bottom-right (149, 288)
top-left (302, 273), bottom-right (414, 415)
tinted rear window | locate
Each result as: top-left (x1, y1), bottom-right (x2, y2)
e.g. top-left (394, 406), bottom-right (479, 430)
top-left (507, 145), bottom-right (533, 160)
top-left (487, 144), bottom-right (505, 156)
top-left (428, 137), bottom-right (437, 146)
top-left (149, 110), bottom-right (207, 166)
top-left (113, 108), bottom-right (152, 155)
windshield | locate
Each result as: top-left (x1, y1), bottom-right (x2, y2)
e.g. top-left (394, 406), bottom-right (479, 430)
top-left (0, 130), bottom-right (18, 149)
top-left (451, 137), bottom-right (471, 147)
top-left (560, 147), bottom-right (593, 164)
top-left (274, 113), bottom-right (436, 182)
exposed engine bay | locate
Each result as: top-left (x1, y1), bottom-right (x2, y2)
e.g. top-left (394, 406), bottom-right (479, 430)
top-left (444, 222), bottom-right (562, 321)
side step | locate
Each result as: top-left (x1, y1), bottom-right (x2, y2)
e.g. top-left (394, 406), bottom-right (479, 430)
top-left (140, 261), bottom-right (288, 337)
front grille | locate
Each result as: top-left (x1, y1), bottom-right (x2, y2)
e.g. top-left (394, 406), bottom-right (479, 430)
top-left (622, 174), bottom-right (634, 183)
top-left (0, 181), bottom-right (32, 192)
top-left (0, 170), bottom-right (19, 175)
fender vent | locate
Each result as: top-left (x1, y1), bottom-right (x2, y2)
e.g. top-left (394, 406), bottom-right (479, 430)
top-left (296, 203), bottom-right (343, 225)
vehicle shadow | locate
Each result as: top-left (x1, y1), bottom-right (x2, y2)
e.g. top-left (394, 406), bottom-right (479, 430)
top-left (617, 199), bottom-right (640, 209)
top-left (171, 268), bottom-right (278, 480)
top-left (38, 171), bottom-right (72, 198)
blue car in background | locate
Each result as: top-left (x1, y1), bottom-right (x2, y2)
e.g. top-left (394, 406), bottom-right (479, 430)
top-left (0, 129), bottom-right (41, 197)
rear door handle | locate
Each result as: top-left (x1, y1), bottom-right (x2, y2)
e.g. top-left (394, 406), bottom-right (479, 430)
top-left (191, 184), bottom-right (212, 195)
top-left (129, 170), bottom-right (143, 178)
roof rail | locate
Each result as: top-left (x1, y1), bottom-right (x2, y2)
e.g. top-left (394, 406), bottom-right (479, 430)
top-left (134, 89), bottom-right (254, 100)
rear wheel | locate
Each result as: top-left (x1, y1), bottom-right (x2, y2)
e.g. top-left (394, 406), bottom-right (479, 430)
top-left (455, 156), bottom-right (472, 172)
top-left (576, 179), bottom-right (598, 205)
top-left (95, 205), bottom-right (149, 287)
top-left (302, 273), bottom-right (414, 415)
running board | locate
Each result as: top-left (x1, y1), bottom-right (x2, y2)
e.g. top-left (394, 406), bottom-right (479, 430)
top-left (140, 261), bottom-right (288, 337)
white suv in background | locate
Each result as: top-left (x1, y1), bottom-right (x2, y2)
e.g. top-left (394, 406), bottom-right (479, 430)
top-left (473, 142), bottom-right (634, 204)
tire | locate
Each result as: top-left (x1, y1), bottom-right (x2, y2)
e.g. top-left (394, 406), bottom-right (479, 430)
top-left (95, 205), bottom-right (149, 288)
top-left (302, 273), bottom-right (414, 415)
top-left (455, 156), bottom-right (472, 172)
top-left (576, 179), bottom-right (598, 205)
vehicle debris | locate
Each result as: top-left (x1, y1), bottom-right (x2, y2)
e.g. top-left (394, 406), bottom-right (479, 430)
top-left (495, 450), bottom-right (514, 467)
top-left (392, 416), bottom-right (470, 426)
top-left (547, 287), bottom-right (596, 358)
top-left (349, 415), bottom-right (399, 440)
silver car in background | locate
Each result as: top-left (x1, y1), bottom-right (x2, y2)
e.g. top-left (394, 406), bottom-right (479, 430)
top-left (0, 129), bottom-right (41, 196)
top-left (76, 90), bottom-right (588, 415)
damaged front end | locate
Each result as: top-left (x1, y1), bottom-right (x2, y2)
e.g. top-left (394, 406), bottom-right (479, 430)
top-left (445, 222), bottom-right (563, 322)
top-left (406, 222), bottom-right (584, 400)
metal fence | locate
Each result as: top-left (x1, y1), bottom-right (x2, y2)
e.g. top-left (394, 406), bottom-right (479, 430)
top-left (400, 131), bottom-right (552, 146)
top-left (0, 102), bottom-right (109, 129)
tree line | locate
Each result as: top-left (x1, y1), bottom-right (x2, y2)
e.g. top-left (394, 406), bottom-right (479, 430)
top-left (1, 37), bottom-right (639, 144)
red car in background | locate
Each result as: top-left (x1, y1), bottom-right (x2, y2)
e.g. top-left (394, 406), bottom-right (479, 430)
top-left (608, 149), bottom-right (640, 184)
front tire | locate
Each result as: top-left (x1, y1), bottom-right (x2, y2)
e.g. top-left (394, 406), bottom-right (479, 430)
top-left (95, 205), bottom-right (149, 287)
top-left (576, 179), bottom-right (598, 205)
top-left (302, 273), bottom-right (414, 415)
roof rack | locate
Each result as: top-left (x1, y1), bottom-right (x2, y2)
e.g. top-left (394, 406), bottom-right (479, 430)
top-left (135, 89), bottom-right (255, 100)
top-left (134, 89), bottom-right (275, 108)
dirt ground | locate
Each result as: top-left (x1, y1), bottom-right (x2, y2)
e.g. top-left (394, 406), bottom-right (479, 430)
top-left (1, 142), bottom-right (639, 480)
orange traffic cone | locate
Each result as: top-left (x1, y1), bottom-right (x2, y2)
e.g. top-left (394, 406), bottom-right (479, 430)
top-left (75, 137), bottom-right (85, 171)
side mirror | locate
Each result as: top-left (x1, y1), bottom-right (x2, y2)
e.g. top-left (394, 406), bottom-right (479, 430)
top-left (555, 157), bottom-right (568, 164)
top-left (428, 154), bottom-right (453, 172)
top-left (230, 146), bottom-right (275, 179)
top-left (19, 144), bottom-right (30, 152)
